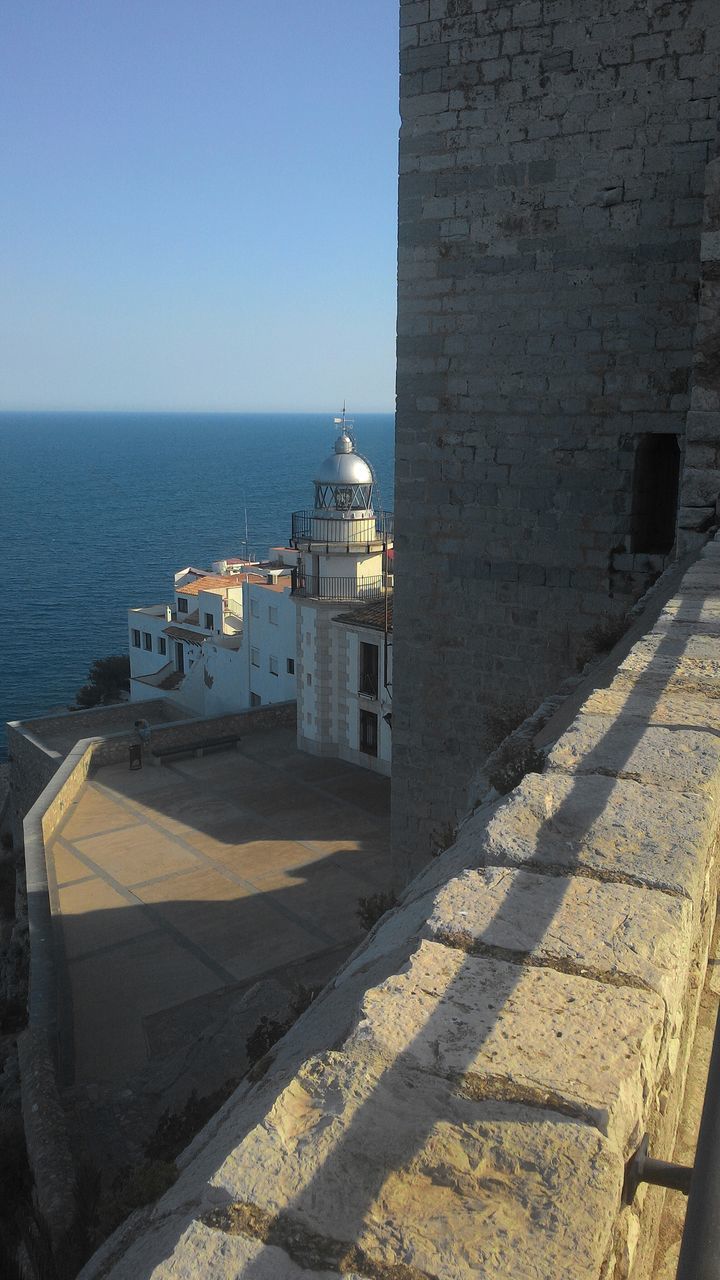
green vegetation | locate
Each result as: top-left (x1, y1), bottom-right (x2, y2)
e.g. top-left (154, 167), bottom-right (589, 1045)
top-left (356, 891), bottom-right (398, 932)
top-left (245, 984), bottom-right (318, 1067)
top-left (146, 1084), bottom-right (239, 1164)
top-left (75, 655), bottom-right (130, 708)
top-left (575, 612), bottom-right (629, 672)
top-left (488, 742), bottom-right (545, 796)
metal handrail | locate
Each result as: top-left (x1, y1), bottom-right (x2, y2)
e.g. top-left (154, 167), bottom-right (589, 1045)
top-left (291, 571), bottom-right (385, 603)
top-left (359, 672), bottom-right (379, 698)
top-left (290, 510), bottom-right (394, 546)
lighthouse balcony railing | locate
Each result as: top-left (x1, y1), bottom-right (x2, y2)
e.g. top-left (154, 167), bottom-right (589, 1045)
top-left (290, 510), bottom-right (394, 549)
top-left (290, 572), bottom-right (386, 603)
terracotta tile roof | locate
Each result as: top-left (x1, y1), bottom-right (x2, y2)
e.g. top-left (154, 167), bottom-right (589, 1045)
top-left (164, 625), bottom-right (208, 647)
top-left (178, 574), bottom-right (249, 597)
top-left (333, 595), bottom-right (394, 632)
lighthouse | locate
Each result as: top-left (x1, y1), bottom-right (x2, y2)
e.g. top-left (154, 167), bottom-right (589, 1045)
top-left (290, 416), bottom-right (393, 768)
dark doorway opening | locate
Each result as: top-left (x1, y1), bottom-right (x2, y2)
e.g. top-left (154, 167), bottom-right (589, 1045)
top-left (630, 434), bottom-right (680, 554)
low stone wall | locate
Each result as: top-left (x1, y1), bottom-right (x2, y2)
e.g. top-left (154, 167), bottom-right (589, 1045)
top-left (7, 699), bottom-right (296, 829)
top-left (19, 738), bottom-right (97, 1250)
top-left (18, 700), bottom-right (296, 1253)
top-left (6, 722), bottom-right (63, 842)
top-left (89, 700), bottom-right (296, 769)
top-left (78, 536), bottom-right (720, 1280)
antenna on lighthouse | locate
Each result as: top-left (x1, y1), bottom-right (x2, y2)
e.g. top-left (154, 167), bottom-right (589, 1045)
top-left (333, 402), bottom-right (355, 443)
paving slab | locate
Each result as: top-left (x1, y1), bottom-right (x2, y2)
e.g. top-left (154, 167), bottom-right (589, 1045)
top-left (53, 844), bottom-right (96, 887)
top-left (58, 875), bottom-right (157, 960)
top-left (60, 790), bottom-right (141, 841)
top-left (73, 823), bottom-right (200, 886)
top-left (70, 932), bottom-right (222, 1083)
top-left (47, 732), bottom-right (391, 1086)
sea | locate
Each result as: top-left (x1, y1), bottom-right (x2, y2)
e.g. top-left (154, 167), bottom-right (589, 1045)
top-left (0, 412), bottom-right (395, 757)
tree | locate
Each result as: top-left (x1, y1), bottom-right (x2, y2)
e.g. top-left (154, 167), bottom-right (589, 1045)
top-left (75, 655), bottom-right (131, 708)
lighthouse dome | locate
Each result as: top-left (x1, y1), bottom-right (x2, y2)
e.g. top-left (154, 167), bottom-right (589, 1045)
top-left (314, 434), bottom-right (374, 487)
top-left (313, 431), bottom-right (375, 512)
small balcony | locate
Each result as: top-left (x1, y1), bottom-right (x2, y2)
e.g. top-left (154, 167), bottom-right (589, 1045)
top-left (359, 671), bottom-right (379, 699)
top-left (290, 510), bottom-right (394, 551)
top-left (291, 571), bottom-right (386, 603)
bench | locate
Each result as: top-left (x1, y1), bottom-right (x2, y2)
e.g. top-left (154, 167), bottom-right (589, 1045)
top-left (150, 734), bottom-right (242, 764)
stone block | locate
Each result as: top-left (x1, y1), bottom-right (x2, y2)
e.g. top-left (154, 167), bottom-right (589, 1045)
top-left (686, 410), bottom-right (720, 442)
top-left (678, 505), bottom-right (715, 529)
top-left (681, 467), bottom-right (720, 508)
top-left (461, 771), bottom-right (714, 905)
top-left (546, 711), bottom-right (720, 803)
top-left (583, 682), bottom-right (720, 735)
top-left (426, 866), bottom-right (691, 1011)
top-left (350, 941), bottom-right (664, 1146)
top-left (207, 1049), bottom-right (622, 1280)
top-left (618, 631), bottom-right (720, 676)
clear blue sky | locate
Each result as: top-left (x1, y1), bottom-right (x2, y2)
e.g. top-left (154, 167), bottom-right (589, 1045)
top-left (1, 1), bottom-right (399, 412)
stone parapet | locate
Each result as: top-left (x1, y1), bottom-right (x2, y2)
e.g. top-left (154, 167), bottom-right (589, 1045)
top-left (78, 535), bottom-right (720, 1278)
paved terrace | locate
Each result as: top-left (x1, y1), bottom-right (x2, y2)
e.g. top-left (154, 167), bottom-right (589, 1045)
top-left (47, 727), bottom-right (391, 1085)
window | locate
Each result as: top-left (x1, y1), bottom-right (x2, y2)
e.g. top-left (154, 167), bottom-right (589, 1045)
top-left (359, 642), bottom-right (379, 698)
top-left (268, 605), bottom-right (278, 625)
top-left (250, 692), bottom-right (261, 707)
top-left (178, 597), bottom-right (189, 614)
top-left (269, 654), bottom-right (279, 676)
top-left (630, 434), bottom-right (680, 554)
top-left (158, 637), bottom-right (167, 656)
top-left (287, 658), bottom-right (295, 675)
top-left (251, 598), bottom-right (259, 618)
top-left (360, 709), bottom-right (378, 757)
top-left (306, 673), bottom-right (312, 686)
top-left (251, 646), bottom-right (259, 667)
top-left (131, 629), bottom-right (141, 648)
top-left (205, 612), bottom-right (214, 630)
top-left (143, 632), bottom-right (153, 651)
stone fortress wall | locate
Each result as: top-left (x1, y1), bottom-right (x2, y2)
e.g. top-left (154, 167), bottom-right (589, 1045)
top-left (392, 0), bottom-right (720, 877)
top-left (78, 533), bottom-right (720, 1280)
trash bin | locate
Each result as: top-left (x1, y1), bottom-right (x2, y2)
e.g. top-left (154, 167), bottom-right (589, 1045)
top-left (129, 743), bottom-right (142, 770)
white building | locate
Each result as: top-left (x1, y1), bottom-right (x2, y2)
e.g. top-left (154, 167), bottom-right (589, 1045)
top-left (126, 420), bottom-right (394, 776)
top-left (289, 425), bottom-right (394, 776)
top-left (128, 561), bottom-right (296, 715)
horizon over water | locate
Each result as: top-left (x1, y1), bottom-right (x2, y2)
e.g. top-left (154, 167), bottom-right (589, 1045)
top-left (1, 411), bottom-right (395, 756)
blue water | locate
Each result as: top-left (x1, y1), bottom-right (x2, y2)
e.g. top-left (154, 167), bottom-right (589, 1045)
top-left (0, 412), bottom-right (395, 754)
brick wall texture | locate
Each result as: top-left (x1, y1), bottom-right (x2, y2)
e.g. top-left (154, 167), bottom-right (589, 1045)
top-left (393, 0), bottom-right (719, 879)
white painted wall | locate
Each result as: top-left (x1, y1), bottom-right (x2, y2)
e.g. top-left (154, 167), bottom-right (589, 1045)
top-left (165, 640), bottom-right (250, 717)
top-left (128, 607), bottom-right (172, 695)
top-left (341, 623), bottom-right (392, 775)
top-left (246, 580), bottom-right (296, 706)
top-left (297, 603), bottom-right (318, 741)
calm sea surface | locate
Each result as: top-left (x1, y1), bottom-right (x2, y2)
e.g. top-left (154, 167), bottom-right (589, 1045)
top-left (0, 412), bottom-right (395, 755)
